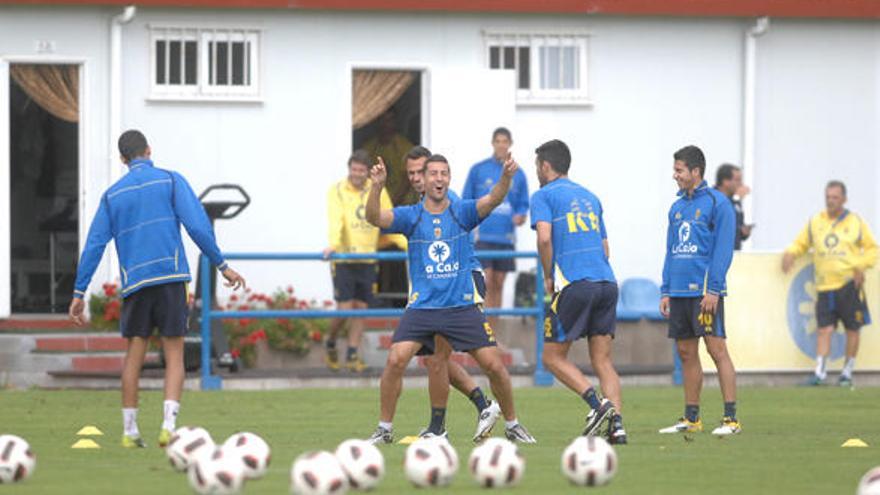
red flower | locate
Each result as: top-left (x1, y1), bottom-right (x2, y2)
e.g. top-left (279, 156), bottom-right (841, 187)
top-left (323, 300), bottom-right (334, 308)
top-left (310, 330), bottom-right (322, 342)
top-left (103, 284), bottom-right (117, 298)
top-left (230, 348), bottom-right (241, 358)
top-left (229, 294), bottom-right (238, 302)
top-left (239, 304), bottom-right (250, 311)
top-left (286, 285), bottom-right (294, 294)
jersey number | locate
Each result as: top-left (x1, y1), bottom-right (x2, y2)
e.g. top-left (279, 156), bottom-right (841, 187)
top-left (566, 212), bottom-right (599, 234)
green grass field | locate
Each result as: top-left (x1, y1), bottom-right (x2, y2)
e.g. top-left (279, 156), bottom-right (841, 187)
top-left (1, 385), bottom-right (878, 494)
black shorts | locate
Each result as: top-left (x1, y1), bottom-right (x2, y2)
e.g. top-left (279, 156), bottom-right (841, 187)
top-left (393, 305), bottom-right (497, 356)
top-left (332, 263), bottom-right (377, 303)
top-left (120, 282), bottom-right (188, 339)
top-left (475, 241), bottom-right (515, 273)
top-left (668, 297), bottom-right (726, 340)
top-left (545, 280), bottom-right (617, 343)
top-left (816, 281), bottom-right (871, 330)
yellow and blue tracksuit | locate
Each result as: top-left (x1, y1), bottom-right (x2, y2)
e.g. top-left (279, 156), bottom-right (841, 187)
top-left (327, 178), bottom-right (405, 263)
top-left (785, 209), bottom-right (877, 292)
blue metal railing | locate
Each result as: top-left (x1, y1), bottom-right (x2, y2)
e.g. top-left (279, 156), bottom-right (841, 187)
top-left (199, 251), bottom-right (555, 390)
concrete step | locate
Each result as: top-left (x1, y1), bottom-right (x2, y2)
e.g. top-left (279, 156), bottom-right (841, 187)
top-left (33, 335), bottom-right (127, 353)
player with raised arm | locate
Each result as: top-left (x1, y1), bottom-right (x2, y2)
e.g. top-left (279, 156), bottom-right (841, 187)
top-left (364, 154), bottom-right (536, 444)
top-left (404, 146), bottom-right (502, 442)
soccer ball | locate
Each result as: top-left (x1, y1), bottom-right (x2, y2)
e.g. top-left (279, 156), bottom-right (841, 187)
top-left (187, 447), bottom-right (246, 495)
top-left (166, 426), bottom-right (216, 472)
top-left (223, 432), bottom-right (271, 479)
top-left (468, 438), bottom-right (525, 488)
top-left (0, 434), bottom-right (36, 484)
top-left (334, 439), bottom-right (385, 490)
top-left (403, 437), bottom-right (458, 488)
top-left (858, 466), bottom-right (880, 495)
top-left (290, 450), bottom-right (349, 495)
top-left (561, 436), bottom-right (617, 487)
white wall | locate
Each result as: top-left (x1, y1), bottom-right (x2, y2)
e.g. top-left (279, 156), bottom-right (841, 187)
top-left (2, 7), bottom-right (878, 308)
top-left (752, 19), bottom-right (880, 250)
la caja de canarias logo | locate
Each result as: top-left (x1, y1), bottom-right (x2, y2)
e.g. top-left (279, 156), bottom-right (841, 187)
top-left (786, 264), bottom-right (845, 360)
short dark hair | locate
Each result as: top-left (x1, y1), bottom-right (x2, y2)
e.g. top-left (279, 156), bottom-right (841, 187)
top-left (535, 139), bottom-right (571, 175)
top-left (118, 130), bottom-right (148, 161)
top-left (348, 149), bottom-right (373, 168)
top-left (715, 163), bottom-right (740, 187)
top-left (492, 127), bottom-right (512, 141)
top-left (404, 145), bottom-right (431, 163)
top-left (674, 145), bottom-right (706, 178)
top-left (826, 180), bottom-right (847, 196)
top-left (425, 154), bottom-right (449, 170)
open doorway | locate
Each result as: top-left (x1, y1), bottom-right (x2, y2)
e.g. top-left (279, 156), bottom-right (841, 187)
top-left (351, 69), bottom-right (422, 307)
top-left (9, 64), bottom-right (79, 313)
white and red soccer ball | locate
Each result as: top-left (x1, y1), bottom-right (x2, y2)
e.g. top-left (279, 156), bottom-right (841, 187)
top-left (468, 438), bottom-right (525, 488)
top-left (187, 447), bottom-right (246, 495)
top-left (290, 450), bottom-right (349, 495)
top-left (223, 432), bottom-right (271, 480)
top-left (166, 426), bottom-right (215, 472)
top-left (561, 435), bottom-right (618, 487)
top-left (403, 437), bottom-right (458, 488)
top-left (0, 434), bottom-right (36, 484)
top-left (334, 439), bottom-right (384, 491)
top-left (858, 466), bottom-right (880, 495)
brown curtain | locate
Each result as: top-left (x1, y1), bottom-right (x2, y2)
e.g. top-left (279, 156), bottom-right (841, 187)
top-left (11, 64), bottom-right (79, 123)
top-left (352, 70), bottom-right (414, 130)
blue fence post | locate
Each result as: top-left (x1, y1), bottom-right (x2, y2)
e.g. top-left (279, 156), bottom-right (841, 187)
top-left (671, 342), bottom-right (683, 385)
top-left (532, 262), bottom-right (554, 387)
top-left (200, 257), bottom-right (222, 390)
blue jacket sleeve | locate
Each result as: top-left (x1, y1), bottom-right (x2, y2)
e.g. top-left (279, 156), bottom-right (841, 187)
top-left (462, 166), bottom-right (477, 200)
top-left (512, 169), bottom-right (530, 216)
top-left (73, 195), bottom-right (113, 298)
top-left (706, 194), bottom-right (736, 295)
top-left (172, 173), bottom-right (227, 270)
top-left (660, 211), bottom-right (673, 297)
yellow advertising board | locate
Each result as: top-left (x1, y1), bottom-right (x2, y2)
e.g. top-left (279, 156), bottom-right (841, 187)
top-left (698, 252), bottom-right (880, 371)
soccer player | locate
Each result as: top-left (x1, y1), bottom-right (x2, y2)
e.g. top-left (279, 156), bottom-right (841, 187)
top-left (323, 149), bottom-right (404, 372)
top-left (68, 130), bottom-right (246, 448)
top-left (658, 145), bottom-right (739, 436)
top-left (462, 128), bottom-right (530, 329)
top-left (404, 145), bottom-right (502, 441)
top-left (365, 154), bottom-right (535, 444)
top-left (782, 181), bottom-right (877, 387)
top-left (530, 139), bottom-right (627, 444)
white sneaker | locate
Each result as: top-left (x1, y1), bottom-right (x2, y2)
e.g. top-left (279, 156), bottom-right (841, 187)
top-left (711, 417), bottom-right (741, 436)
top-left (473, 400), bottom-right (501, 442)
top-left (658, 417), bottom-right (702, 434)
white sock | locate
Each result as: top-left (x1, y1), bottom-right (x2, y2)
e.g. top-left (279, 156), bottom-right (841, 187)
top-left (815, 355), bottom-right (828, 380)
top-left (505, 419), bottom-right (519, 429)
top-left (378, 421), bottom-right (392, 431)
top-left (162, 400), bottom-right (180, 431)
top-left (842, 357), bottom-right (856, 379)
top-left (123, 408), bottom-right (140, 437)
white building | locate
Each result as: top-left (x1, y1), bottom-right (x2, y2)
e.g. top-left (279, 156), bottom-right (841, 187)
top-left (1, 0), bottom-right (878, 316)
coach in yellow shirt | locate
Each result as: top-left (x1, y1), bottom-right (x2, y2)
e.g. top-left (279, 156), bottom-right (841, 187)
top-left (782, 180), bottom-right (878, 387)
top-left (323, 149), bottom-right (404, 371)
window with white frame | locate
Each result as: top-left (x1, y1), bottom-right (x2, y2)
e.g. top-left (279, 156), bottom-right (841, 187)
top-left (150, 26), bottom-right (260, 100)
top-left (484, 32), bottom-right (590, 104)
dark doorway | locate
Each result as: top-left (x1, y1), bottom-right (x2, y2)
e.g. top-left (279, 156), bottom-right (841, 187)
top-left (9, 64), bottom-right (79, 313)
top-left (351, 70), bottom-right (422, 308)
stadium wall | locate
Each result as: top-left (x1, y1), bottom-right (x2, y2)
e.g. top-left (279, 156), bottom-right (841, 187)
top-left (0, 6), bottom-right (878, 311)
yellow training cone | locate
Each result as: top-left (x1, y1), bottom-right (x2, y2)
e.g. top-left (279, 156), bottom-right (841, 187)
top-left (841, 438), bottom-right (869, 448)
top-left (76, 426), bottom-right (104, 436)
top-left (71, 439), bottom-right (101, 449)
top-left (397, 436), bottom-right (420, 445)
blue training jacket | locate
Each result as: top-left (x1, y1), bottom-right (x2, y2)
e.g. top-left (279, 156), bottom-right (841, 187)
top-left (73, 159), bottom-right (227, 299)
top-left (660, 181), bottom-right (735, 298)
top-left (461, 156), bottom-right (529, 246)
